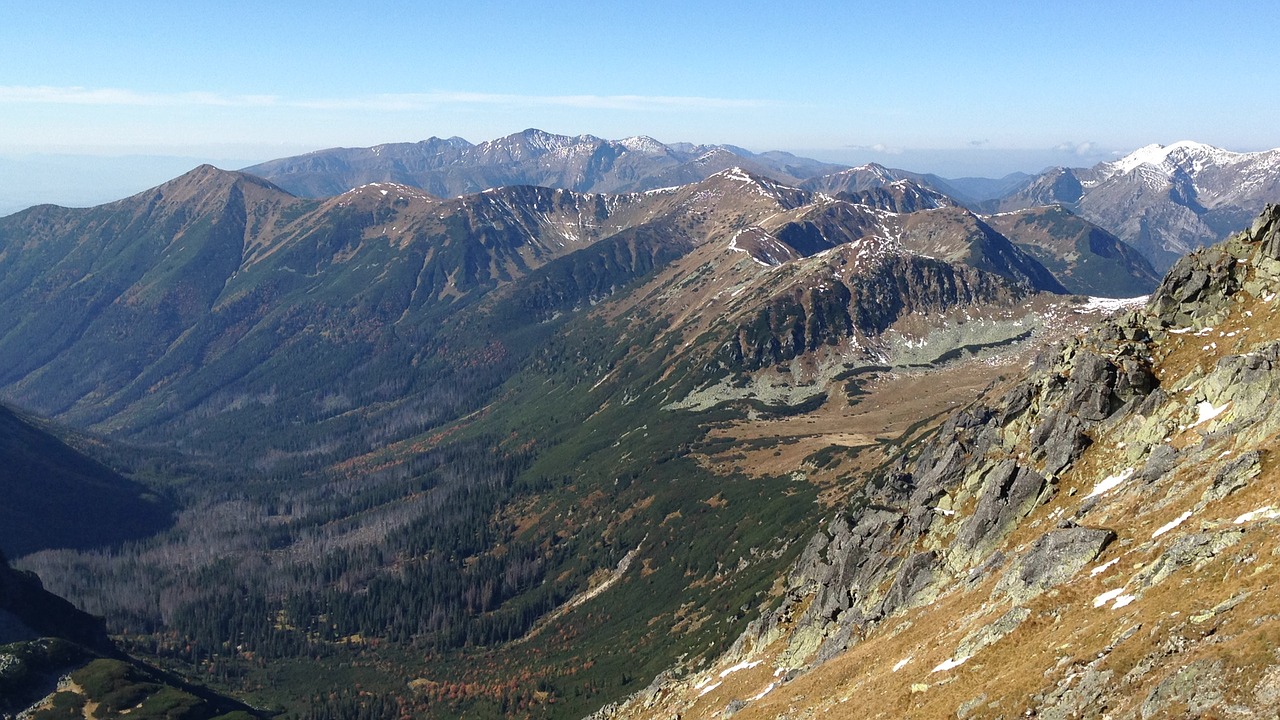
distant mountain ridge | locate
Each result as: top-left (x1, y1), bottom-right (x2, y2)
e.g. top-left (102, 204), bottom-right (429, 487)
top-left (988, 141), bottom-right (1280, 269)
top-left (241, 128), bottom-right (849, 198)
top-left (241, 132), bottom-right (1280, 275)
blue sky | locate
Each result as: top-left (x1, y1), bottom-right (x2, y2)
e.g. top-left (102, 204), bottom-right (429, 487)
top-left (2, 0), bottom-right (1278, 197)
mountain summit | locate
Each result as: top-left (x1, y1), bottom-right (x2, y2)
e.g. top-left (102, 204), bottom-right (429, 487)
top-left (990, 141), bottom-right (1280, 269)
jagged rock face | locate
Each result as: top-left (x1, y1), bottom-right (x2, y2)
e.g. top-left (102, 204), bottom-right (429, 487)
top-left (594, 206), bottom-right (1280, 719)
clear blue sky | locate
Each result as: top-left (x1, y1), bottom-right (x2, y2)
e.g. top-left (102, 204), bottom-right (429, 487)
top-left (2, 0), bottom-right (1278, 181)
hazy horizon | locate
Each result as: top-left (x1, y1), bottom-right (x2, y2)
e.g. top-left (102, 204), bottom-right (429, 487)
top-left (1, 134), bottom-right (1251, 217)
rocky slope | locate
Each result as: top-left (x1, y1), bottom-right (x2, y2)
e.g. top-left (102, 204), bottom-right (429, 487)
top-left (591, 204), bottom-right (1280, 719)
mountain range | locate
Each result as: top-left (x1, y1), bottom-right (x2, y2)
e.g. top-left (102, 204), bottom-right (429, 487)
top-left (0, 130), bottom-right (1277, 719)
top-left (240, 131), bottom-right (1280, 275)
top-left (0, 162), bottom-right (1156, 464)
top-left (240, 129), bottom-right (847, 198)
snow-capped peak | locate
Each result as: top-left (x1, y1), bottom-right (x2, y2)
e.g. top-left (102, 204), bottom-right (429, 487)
top-left (1106, 141), bottom-right (1244, 177)
top-left (617, 136), bottom-right (669, 155)
top-left (845, 163), bottom-right (896, 182)
top-left (710, 167), bottom-right (774, 188)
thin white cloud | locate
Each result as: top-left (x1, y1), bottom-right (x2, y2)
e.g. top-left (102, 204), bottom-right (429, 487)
top-left (0, 86), bottom-right (765, 112)
top-left (844, 143), bottom-right (903, 155)
top-left (1055, 140), bottom-right (1099, 156)
top-left (0, 86), bottom-right (278, 107)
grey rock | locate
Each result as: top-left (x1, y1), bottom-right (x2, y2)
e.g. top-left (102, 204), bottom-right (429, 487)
top-left (956, 693), bottom-right (989, 719)
top-left (1067, 351), bottom-right (1118, 421)
top-left (953, 460), bottom-right (1047, 563)
top-left (1139, 659), bottom-right (1225, 719)
top-left (996, 527), bottom-right (1115, 602)
top-left (1038, 412), bottom-right (1092, 477)
top-left (1253, 663), bottom-right (1280, 706)
top-left (1039, 666), bottom-right (1114, 720)
top-left (877, 551), bottom-right (939, 616)
top-left (1138, 443), bottom-right (1180, 485)
top-left (956, 606), bottom-right (1030, 658)
top-left (1201, 449), bottom-right (1261, 504)
top-left (1255, 204), bottom-right (1280, 261)
top-left (1132, 530), bottom-right (1244, 590)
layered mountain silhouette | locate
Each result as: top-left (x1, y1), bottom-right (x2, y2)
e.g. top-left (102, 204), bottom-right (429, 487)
top-left (242, 128), bottom-right (847, 198)
top-left (240, 132), bottom-right (1280, 275)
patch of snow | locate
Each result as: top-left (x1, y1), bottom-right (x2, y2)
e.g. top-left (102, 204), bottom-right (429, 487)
top-left (1192, 400), bottom-right (1229, 427)
top-left (1087, 467), bottom-right (1135, 498)
top-left (1235, 506), bottom-right (1280, 524)
top-left (749, 683), bottom-right (777, 701)
top-left (1076, 296), bottom-right (1149, 314)
top-left (1090, 558), bottom-right (1119, 577)
top-left (1112, 594), bottom-right (1136, 609)
top-left (719, 659), bottom-right (763, 679)
top-left (617, 135), bottom-right (667, 155)
top-left (698, 681), bottom-right (722, 697)
top-left (1152, 510), bottom-right (1194, 538)
top-left (931, 656), bottom-right (970, 673)
top-left (1094, 588), bottom-right (1126, 608)
top-left (892, 657), bottom-right (913, 672)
